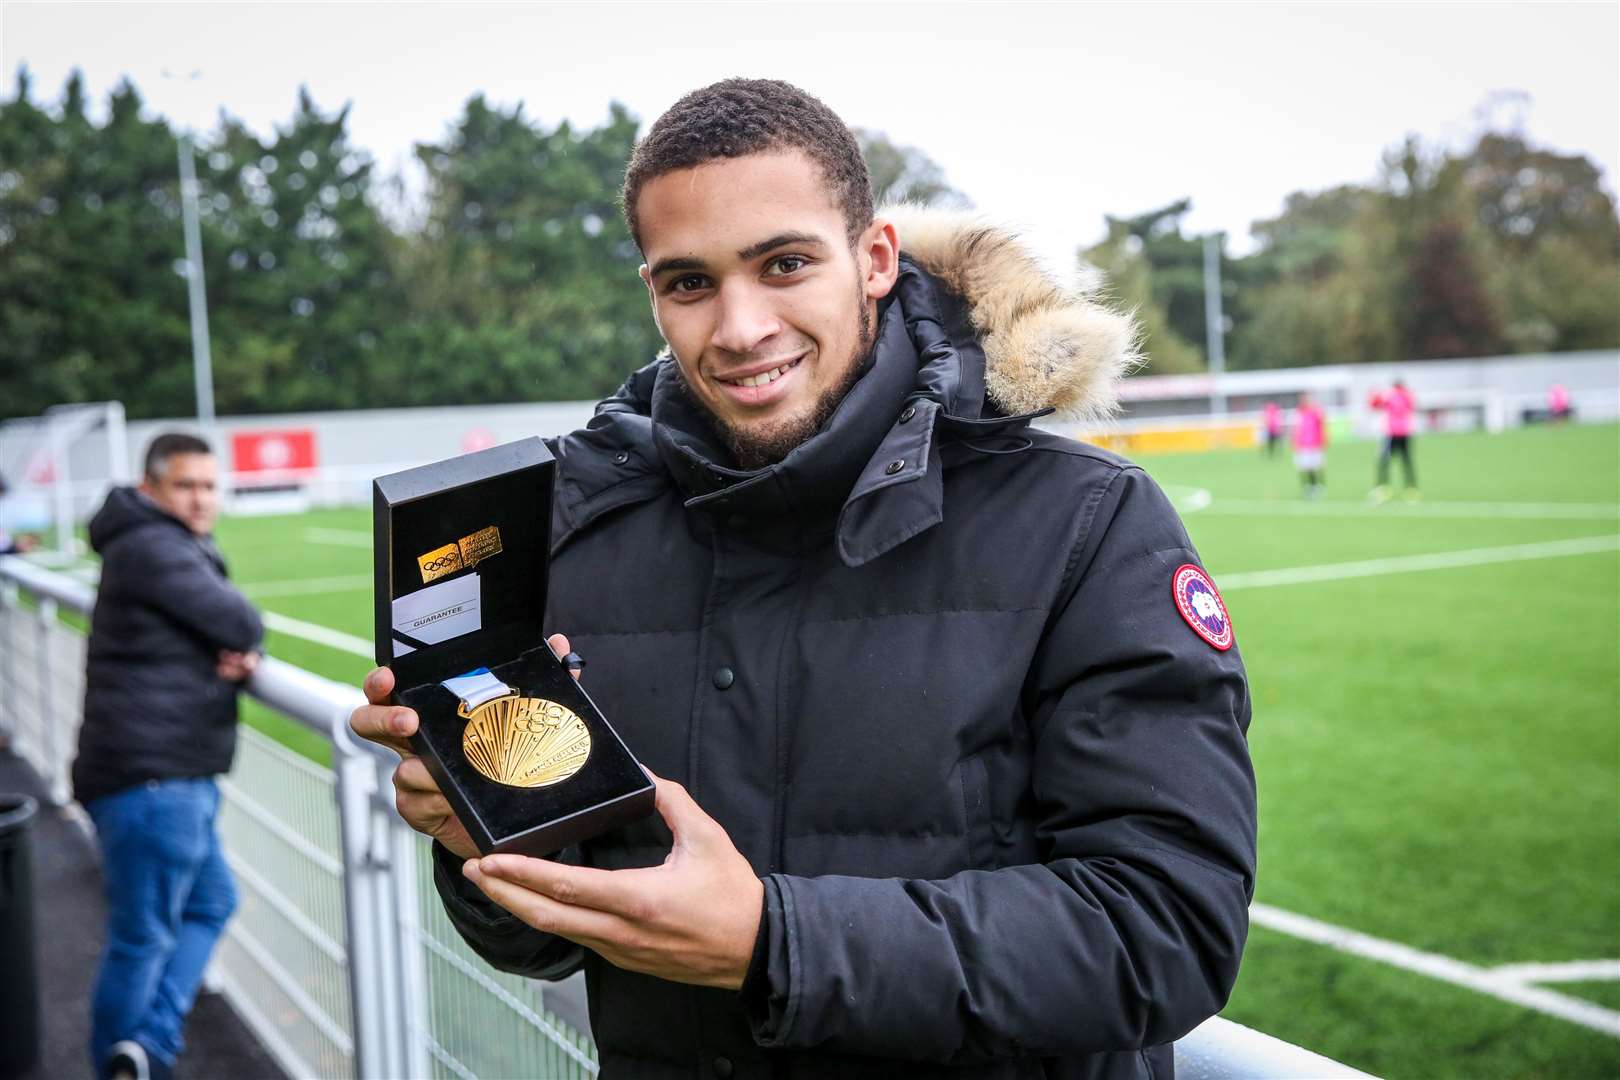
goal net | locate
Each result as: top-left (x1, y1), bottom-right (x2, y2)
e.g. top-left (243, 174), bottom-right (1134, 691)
top-left (0, 402), bottom-right (130, 564)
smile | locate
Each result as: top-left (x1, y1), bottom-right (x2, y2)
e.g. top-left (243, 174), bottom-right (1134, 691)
top-left (720, 357), bottom-right (802, 388)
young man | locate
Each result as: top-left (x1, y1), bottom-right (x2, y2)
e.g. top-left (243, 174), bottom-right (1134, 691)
top-left (1370, 378), bottom-right (1418, 502)
top-left (352, 79), bottom-right (1256, 1078)
top-left (74, 433), bottom-right (263, 1080)
top-left (1292, 392), bottom-right (1328, 498)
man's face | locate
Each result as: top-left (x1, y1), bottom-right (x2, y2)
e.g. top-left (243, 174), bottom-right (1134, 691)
top-left (637, 150), bottom-right (898, 468)
top-left (141, 452), bottom-right (219, 536)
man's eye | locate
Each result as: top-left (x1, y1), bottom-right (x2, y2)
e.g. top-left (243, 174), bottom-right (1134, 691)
top-left (669, 275), bottom-right (710, 294)
top-left (766, 255), bottom-right (808, 277)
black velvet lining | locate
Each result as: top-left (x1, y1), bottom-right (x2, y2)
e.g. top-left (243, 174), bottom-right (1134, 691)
top-left (401, 644), bottom-right (654, 856)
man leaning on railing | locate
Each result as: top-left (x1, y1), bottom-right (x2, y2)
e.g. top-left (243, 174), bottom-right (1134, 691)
top-left (72, 433), bottom-right (264, 1080)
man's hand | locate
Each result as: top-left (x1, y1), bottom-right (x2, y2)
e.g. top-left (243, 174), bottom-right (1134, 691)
top-left (464, 770), bottom-right (764, 990)
top-left (216, 649), bottom-right (260, 682)
top-left (348, 632), bottom-right (580, 861)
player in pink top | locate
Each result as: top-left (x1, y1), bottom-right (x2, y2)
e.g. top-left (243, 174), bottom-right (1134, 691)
top-left (1292, 393), bottom-right (1327, 498)
top-left (1261, 401), bottom-right (1284, 457)
top-left (1370, 378), bottom-right (1418, 502)
top-left (1548, 383), bottom-right (1571, 423)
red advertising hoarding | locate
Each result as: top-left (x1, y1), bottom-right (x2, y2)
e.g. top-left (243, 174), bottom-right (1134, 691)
top-left (231, 429), bottom-right (318, 486)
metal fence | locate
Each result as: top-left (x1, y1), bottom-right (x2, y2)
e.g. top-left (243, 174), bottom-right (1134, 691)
top-left (0, 554), bottom-right (1369, 1080)
top-left (0, 555), bottom-right (597, 1080)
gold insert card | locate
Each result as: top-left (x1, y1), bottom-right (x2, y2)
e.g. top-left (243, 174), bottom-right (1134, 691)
top-left (417, 542), bottom-right (464, 583)
top-left (458, 525), bottom-right (503, 567)
top-left (417, 525), bottom-right (503, 584)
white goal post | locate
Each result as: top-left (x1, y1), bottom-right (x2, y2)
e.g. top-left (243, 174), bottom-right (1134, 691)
top-left (0, 401), bottom-right (130, 562)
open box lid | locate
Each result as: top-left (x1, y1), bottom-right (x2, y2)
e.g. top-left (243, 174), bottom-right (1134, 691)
top-left (372, 438), bottom-right (554, 689)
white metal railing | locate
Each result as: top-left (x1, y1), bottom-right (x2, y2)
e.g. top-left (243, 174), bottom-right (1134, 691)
top-left (0, 554), bottom-right (597, 1080)
top-left (0, 554), bottom-right (1369, 1079)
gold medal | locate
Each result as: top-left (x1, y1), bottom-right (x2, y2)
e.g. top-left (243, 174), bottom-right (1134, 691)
top-left (460, 694), bottom-right (591, 788)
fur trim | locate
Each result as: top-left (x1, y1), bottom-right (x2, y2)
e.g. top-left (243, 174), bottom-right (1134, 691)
top-left (883, 205), bottom-right (1141, 420)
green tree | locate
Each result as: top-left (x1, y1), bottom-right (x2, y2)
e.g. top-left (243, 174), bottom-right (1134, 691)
top-left (856, 129), bottom-right (969, 209)
top-left (1447, 132), bottom-right (1620, 352)
top-left (201, 88), bottom-right (406, 413)
top-left (393, 96), bottom-right (659, 404)
top-left (0, 70), bottom-right (196, 419)
top-left (1230, 185), bottom-right (1402, 368)
top-left (1082, 200), bottom-right (1207, 374)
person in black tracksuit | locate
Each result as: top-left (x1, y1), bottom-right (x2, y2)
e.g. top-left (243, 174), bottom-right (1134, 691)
top-left (74, 434), bottom-right (262, 1080)
top-left (353, 80), bottom-right (1257, 1079)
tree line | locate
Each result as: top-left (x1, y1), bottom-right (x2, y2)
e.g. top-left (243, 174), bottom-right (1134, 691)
top-left (1, 71), bottom-right (1615, 420)
top-left (1088, 123), bottom-right (1620, 373)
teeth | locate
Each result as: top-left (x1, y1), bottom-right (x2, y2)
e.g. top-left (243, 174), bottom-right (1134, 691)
top-left (730, 360), bottom-right (797, 388)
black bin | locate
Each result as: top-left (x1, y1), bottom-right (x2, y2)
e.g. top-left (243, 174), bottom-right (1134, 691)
top-left (0, 794), bottom-right (40, 1078)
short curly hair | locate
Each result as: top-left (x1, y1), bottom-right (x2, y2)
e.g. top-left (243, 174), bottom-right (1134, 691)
top-left (621, 79), bottom-right (873, 251)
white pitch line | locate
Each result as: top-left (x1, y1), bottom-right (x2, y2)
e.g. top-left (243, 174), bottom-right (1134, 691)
top-left (261, 611), bottom-right (373, 659)
top-left (1491, 960), bottom-right (1620, 983)
top-left (1163, 485), bottom-right (1213, 514)
top-left (1217, 534), bottom-right (1620, 591)
top-left (1199, 498), bottom-right (1620, 521)
top-left (303, 527), bottom-right (373, 548)
top-left (1251, 903), bottom-right (1620, 1038)
top-left (240, 574), bottom-right (373, 600)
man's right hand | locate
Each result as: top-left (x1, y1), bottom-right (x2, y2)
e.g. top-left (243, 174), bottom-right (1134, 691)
top-left (348, 633), bottom-right (576, 862)
top-left (350, 663), bottom-right (481, 859)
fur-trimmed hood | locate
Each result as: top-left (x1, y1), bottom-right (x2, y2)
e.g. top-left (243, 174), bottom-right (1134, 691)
top-left (884, 205), bottom-right (1140, 420)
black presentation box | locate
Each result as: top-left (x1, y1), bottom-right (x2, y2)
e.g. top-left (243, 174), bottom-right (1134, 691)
top-left (373, 438), bottom-right (654, 857)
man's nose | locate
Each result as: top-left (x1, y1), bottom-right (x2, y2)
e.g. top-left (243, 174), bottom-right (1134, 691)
top-left (710, 283), bottom-right (781, 356)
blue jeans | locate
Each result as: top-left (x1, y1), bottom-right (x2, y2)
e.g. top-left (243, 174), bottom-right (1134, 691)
top-left (85, 778), bottom-right (237, 1070)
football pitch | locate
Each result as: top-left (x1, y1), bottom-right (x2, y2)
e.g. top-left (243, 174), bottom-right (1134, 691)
top-left (214, 421), bottom-right (1620, 1079)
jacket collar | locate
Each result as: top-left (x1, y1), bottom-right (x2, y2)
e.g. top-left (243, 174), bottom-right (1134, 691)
top-left (555, 209), bottom-right (1139, 566)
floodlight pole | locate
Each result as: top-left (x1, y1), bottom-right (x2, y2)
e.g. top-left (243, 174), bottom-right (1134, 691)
top-left (176, 133), bottom-right (216, 428)
top-left (1203, 232), bottom-right (1227, 417)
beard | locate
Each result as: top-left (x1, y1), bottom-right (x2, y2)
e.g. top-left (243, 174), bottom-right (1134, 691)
top-left (680, 283), bottom-right (876, 472)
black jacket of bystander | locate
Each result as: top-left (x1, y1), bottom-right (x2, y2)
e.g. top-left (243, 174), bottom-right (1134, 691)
top-left (72, 486), bottom-right (263, 804)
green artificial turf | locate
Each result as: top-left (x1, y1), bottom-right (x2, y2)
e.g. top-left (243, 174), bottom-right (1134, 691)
top-left (1229, 926), bottom-right (1620, 1079)
top-left (1560, 981), bottom-right (1620, 1012)
top-left (1136, 423), bottom-right (1620, 1077)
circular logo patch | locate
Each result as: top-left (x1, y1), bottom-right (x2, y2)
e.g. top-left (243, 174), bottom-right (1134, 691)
top-left (1172, 564), bottom-right (1233, 651)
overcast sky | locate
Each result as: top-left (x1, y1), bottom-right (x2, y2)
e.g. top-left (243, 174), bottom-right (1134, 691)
top-left (5, 1), bottom-right (1617, 273)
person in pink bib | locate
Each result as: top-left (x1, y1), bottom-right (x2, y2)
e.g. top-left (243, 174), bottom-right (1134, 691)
top-left (1292, 392), bottom-right (1327, 498)
top-left (1548, 383), bottom-right (1572, 423)
top-left (1370, 378), bottom-right (1418, 502)
top-left (1261, 400), bottom-right (1284, 457)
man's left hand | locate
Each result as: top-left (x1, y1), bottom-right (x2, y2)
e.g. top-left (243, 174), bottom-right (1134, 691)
top-left (463, 770), bottom-right (764, 990)
top-left (217, 649), bottom-right (260, 682)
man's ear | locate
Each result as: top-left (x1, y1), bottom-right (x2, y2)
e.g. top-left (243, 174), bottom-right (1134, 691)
top-left (638, 264), bottom-right (665, 337)
top-left (861, 218), bottom-right (900, 302)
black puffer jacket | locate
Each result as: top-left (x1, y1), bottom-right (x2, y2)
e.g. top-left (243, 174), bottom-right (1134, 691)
top-left (72, 486), bottom-right (263, 804)
top-left (434, 209), bottom-right (1257, 1079)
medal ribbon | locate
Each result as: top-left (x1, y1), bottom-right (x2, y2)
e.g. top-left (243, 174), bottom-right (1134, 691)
top-left (441, 667), bottom-right (514, 710)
